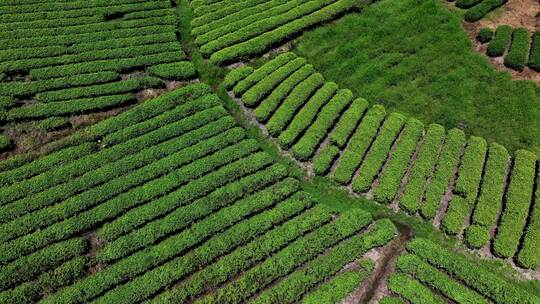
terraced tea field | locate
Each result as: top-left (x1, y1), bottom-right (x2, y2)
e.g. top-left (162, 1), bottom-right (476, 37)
top-left (0, 0), bottom-right (539, 303)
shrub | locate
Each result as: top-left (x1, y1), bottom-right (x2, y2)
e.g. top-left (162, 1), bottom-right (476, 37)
top-left (278, 82), bottom-right (338, 148)
top-left (420, 128), bottom-right (465, 220)
top-left (516, 169), bottom-right (540, 268)
top-left (266, 73), bottom-right (324, 136)
top-left (292, 89), bottom-right (353, 161)
top-left (223, 66), bottom-right (254, 90)
top-left (352, 113), bottom-right (406, 193)
top-left (493, 150), bottom-right (537, 258)
top-left (38, 117), bottom-right (71, 131)
top-left (329, 97), bottom-right (368, 148)
top-left (476, 27), bottom-right (493, 43)
top-left (312, 145), bottom-right (340, 176)
top-left (148, 62), bottom-right (197, 80)
top-left (374, 118), bottom-right (424, 203)
top-left (454, 136), bottom-right (487, 200)
top-left (387, 273), bottom-right (446, 304)
top-left (332, 105), bottom-right (386, 184)
top-left (456, 0), bottom-right (483, 9)
top-left (486, 25), bottom-right (512, 57)
top-left (528, 31), bottom-right (540, 71)
top-left (465, 143), bottom-right (508, 248)
top-left (504, 28), bottom-right (530, 71)
top-left (254, 64), bottom-right (315, 122)
top-left (464, 0), bottom-right (508, 22)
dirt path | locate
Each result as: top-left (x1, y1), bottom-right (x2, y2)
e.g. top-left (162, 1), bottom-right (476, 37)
top-left (342, 223), bottom-right (412, 304)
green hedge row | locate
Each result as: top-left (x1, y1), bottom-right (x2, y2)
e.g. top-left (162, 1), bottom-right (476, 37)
top-left (465, 143), bottom-right (509, 248)
top-left (397, 253), bottom-right (489, 304)
top-left (387, 273), bottom-right (446, 304)
top-left (254, 64), bottom-right (315, 122)
top-left (1, 42), bottom-right (180, 74)
top-left (0, 238), bottom-right (86, 291)
top-left (192, 0), bottom-right (255, 18)
top-left (191, 0), bottom-right (268, 28)
top-left (278, 82), bottom-right (338, 148)
top-left (148, 62), bottom-right (197, 80)
top-left (209, 0), bottom-right (362, 64)
top-left (465, 0), bottom-right (508, 22)
top-left (0, 14), bottom-right (175, 41)
top-left (0, 106), bottom-right (227, 208)
top-left (35, 76), bottom-right (162, 103)
top-left (234, 52), bottom-right (296, 97)
top-left (266, 73), bottom-right (324, 136)
top-left (0, 124), bottom-right (244, 242)
top-left (0, 1), bottom-right (169, 24)
top-left (487, 25), bottom-right (512, 57)
top-left (441, 196), bottom-right (469, 235)
top-left (197, 208), bottom-right (373, 304)
top-left (92, 194), bottom-right (313, 304)
top-left (223, 66), bottom-right (253, 90)
top-left (333, 105), bottom-right (386, 184)
top-left (352, 113), bottom-right (406, 193)
top-left (151, 204), bottom-right (333, 304)
top-left (0, 71), bottom-right (120, 97)
top-left (252, 219), bottom-right (396, 304)
top-left (30, 50), bottom-right (184, 80)
top-left (407, 238), bottom-right (540, 304)
top-left (292, 89), bottom-right (353, 161)
top-left (38, 117), bottom-right (71, 131)
top-left (0, 0), bottom-right (158, 15)
top-left (0, 135), bottom-right (12, 153)
top-left (516, 169), bottom-right (540, 268)
top-left (493, 150), bottom-right (537, 258)
top-left (312, 145), bottom-right (340, 176)
top-left (420, 128), bottom-right (466, 220)
top-left (2, 24), bottom-right (174, 50)
top-left (528, 32), bottom-right (540, 71)
top-left (7, 94), bottom-right (136, 121)
top-left (455, 0), bottom-right (483, 9)
top-left (102, 94), bottom-right (221, 145)
top-left (329, 97), bottom-right (368, 148)
top-left (0, 15), bottom-right (103, 32)
top-left (0, 143), bottom-right (94, 187)
top-left (301, 260), bottom-right (373, 304)
top-left (504, 28), bottom-right (530, 71)
top-left (191, 0), bottom-right (288, 36)
top-left (242, 57), bottom-right (307, 107)
top-left (95, 167), bottom-right (291, 263)
top-left (48, 188), bottom-right (307, 304)
top-left (193, 0), bottom-right (304, 46)
top-left (0, 150), bottom-right (272, 266)
top-left (200, 0), bottom-right (337, 57)
top-left (454, 136), bottom-right (488, 200)
top-left (477, 27), bottom-right (494, 43)
top-left (0, 256), bottom-right (86, 304)
top-left (374, 118), bottom-right (424, 203)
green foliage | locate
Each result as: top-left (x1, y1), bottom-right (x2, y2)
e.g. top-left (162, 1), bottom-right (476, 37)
top-left (148, 62), bottom-right (197, 80)
top-left (476, 27), bottom-right (494, 43)
top-left (223, 66), bottom-right (254, 90)
top-left (278, 82), bottom-right (338, 147)
top-left (528, 31), bottom-right (540, 71)
top-left (254, 64), bottom-right (315, 122)
top-left (388, 273), bottom-right (446, 304)
top-left (441, 196), bottom-right (469, 235)
top-left (407, 238), bottom-right (540, 304)
top-left (516, 168), bottom-right (540, 268)
top-left (38, 117), bottom-right (71, 131)
top-left (399, 124), bottom-right (446, 214)
top-left (329, 97), bottom-right (368, 148)
top-left (504, 28), bottom-right (530, 71)
top-left (454, 136), bottom-right (487, 200)
top-left (456, 0), bottom-right (483, 9)
top-left (293, 0), bottom-right (540, 155)
top-left (465, 143), bottom-right (509, 248)
top-left (292, 89), bottom-right (353, 161)
top-left (352, 112), bottom-right (406, 193)
top-left (464, 0), bottom-right (508, 22)
top-left (312, 145), bottom-right (340, 176)
top-left (487, 25), bottom-right (512, 57)
top-left (420, 128), bottom-right (465, 220)
top-left (493, 150), bottom-right (537, 258)
top-left (333, 105), bottom-right (386, 184)
top-left (374, 118), bottom-right (424, 203)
